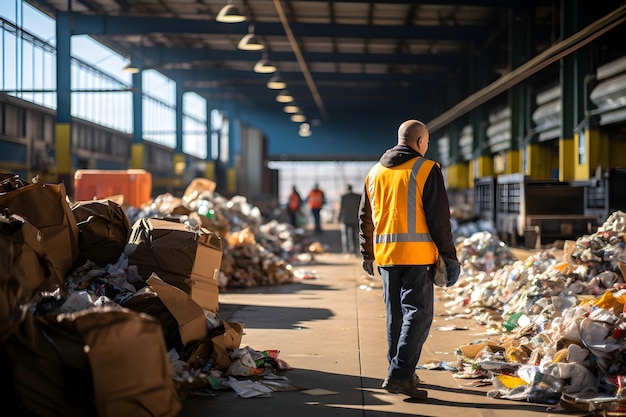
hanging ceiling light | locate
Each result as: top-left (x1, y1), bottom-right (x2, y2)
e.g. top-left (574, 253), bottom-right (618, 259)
top-left (237, 25), bottom-right (264, 51)
top-left (299, 122), bottom-right (312, 137)
top-left (283, 104), bottom-right (300, 113)
top-left (122, 61), bottom-right (140, 74)
top-left (290, 113), bottom-right (306, 123)
top-left (266, 74), bottom-right (286, 90)
top-left (253, 53), bottom-right (277, 74)
top-left (215, 2), bottom-right (246, 23)
top-left (276, 90), bottom-right (294, 103)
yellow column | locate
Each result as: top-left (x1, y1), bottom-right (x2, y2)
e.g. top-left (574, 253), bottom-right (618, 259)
top-left (526, 144), bottom-right (552, 179)
top-left (574, 128), bottom-right (610, 179)
top-left (173, 153), bottom-right (186, 188)
top-left (205, 161), bottom-right (216, 182)
top-left (474, 155), bottom-right (494, 178)
top-left (226, 167), bottom-right (237, 194)
top-left (173, 153), bottom-right (186, 176)
top-left (131, 143), bottom-right (144, 169)
top-left (559, 138), bottom-right (575, 181)
top-left (446, 162), bottom-right (469, 189)
top-left (55, 123), bottom-right (71, 184)
top-left (504, 149), bottom-right (520, 174)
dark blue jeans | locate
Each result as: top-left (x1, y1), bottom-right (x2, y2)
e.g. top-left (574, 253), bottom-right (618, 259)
top-left (379, 264), bottom-right (434, 381)
top-left (311, 208), bottom-right (322, 232)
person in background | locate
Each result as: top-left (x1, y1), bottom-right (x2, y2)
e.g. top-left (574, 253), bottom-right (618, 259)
top-left (286, 186), bottom-right (303, 227)
top-left (307, 183), bottom-right (326, 233)
top-left (338, 184), bottom-right (361, 254)
top-left (358, 119), bottom-right (461, 400)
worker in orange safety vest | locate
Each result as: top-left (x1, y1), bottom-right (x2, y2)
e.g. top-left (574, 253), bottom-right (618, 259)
top-left (307, 183), bottom-right (326, 233)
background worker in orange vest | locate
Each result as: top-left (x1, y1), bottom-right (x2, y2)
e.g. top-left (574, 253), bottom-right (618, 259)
top-left (286, 186), bottom-right (303, 227)
top-left (307, 183), bottom-right (326, 233)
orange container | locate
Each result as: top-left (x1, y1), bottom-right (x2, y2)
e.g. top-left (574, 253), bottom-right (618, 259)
top-left (73, 169), bottom-right (152, 207)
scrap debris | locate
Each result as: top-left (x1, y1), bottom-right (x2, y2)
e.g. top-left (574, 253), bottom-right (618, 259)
top-left (441, 211), bottom-right (626, 414)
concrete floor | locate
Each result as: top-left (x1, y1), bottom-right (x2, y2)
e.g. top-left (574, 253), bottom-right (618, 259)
top-left (177, 224), bottom-right (581, 417)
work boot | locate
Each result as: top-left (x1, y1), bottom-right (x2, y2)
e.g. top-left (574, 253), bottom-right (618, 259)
top-left (382, 377), bottom-right (428, 400)
top-left (383, 374), bottom-right (422, 388)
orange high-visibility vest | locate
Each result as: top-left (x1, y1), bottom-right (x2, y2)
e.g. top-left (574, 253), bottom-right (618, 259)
top-left (288, 193), bottom-right (300, 211)
top-left (365, 157), bottom-right (438, 266)
top-left (308, 190), bottom-right (324, 209)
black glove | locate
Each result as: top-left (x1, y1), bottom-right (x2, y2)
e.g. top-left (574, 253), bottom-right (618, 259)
top-left (445, 258), bottom-right (461, 287)
top-left (362, 259), bottom-right (374, 277)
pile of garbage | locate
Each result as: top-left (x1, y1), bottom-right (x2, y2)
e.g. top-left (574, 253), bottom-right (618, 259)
top-left (0, 175), bottom-right (315, 416)
top-left (126, 179), bottom-right (320, 289)
top-left (446, 210), bottom-right (626, 413)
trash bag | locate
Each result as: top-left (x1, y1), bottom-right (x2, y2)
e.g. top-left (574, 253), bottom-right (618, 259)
top-left (71, 199), bottom-right (131, 267)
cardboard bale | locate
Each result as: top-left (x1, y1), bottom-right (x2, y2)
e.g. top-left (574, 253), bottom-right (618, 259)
top-left (127, 218), bottom-right (223, 312)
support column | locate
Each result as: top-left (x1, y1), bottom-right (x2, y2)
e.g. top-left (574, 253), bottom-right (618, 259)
top-left (55, 12), bottom-right (72, 193)
top-left (205, 103), bottom-right (216, 181)
top-left (470, 48), bottom-right (493, 180)
top-left (224, 102), bottom-right (239, 195)
top-left (174, 78), bottom-right (186, 185)
top-left (559, 0), bottom-right (581, 181)
top-left (573, 45), bottom-right (603, 180)
top-left (444, 78), bottom-right (468, 189)
top-left (506, 6), bottom-right (530, 175)
top-left (446, 121), bottom-right (469, 189)
top-left (130, 62), bottom-right (144, 169)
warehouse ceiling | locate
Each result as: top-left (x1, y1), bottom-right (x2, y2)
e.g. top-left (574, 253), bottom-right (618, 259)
top-left (23, 0), bottom-right (626, 158)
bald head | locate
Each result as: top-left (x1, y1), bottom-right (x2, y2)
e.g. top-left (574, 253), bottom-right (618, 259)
top-left (398, 119), bottom-right (429, 155)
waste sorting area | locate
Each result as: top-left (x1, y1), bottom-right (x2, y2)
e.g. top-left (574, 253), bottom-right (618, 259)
top-left (3, 172), bottom-right (626, 416)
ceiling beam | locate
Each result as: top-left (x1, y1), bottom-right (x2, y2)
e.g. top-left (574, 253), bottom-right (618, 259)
top-left (68, 14), bottom-right (491, 41)
top-left (135, 47), bottom-right (459, 67)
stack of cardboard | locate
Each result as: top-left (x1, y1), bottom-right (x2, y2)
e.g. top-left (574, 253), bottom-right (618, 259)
top-left (0, 174), bottom-right (243, 416)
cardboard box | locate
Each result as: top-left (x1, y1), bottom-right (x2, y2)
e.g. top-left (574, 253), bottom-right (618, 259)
top-left (147, 273), bottom-right (208, 346)
top-left (127, 218), bottom-right (223, 312)
top-left (211, 320), bottom-right (244, 370)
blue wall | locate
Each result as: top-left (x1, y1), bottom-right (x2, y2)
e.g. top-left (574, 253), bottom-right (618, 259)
top-left (238, 98), bottom-right (424, 161)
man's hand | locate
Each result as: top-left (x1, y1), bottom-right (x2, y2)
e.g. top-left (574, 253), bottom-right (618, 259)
top-left (362, 259), bottom-right (374, 277)
top-left (445, 258), bottom-right (461, 286)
